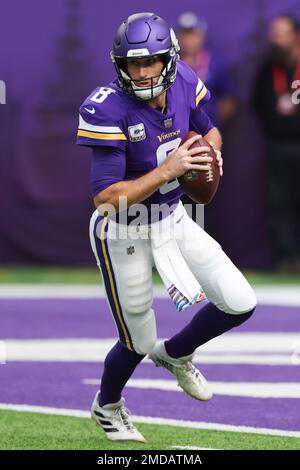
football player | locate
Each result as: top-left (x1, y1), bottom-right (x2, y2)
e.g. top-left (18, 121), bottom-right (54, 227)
top-left (77, 13), bottom-right (257, 443)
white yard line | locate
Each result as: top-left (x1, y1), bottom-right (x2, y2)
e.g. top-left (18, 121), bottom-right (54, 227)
top-left (0, 284), bottom-right (300, 306)
top-left (0, 403), bottom-right (299, 439)
top-left (1, 335), bottom-right (300, 365)
top-left (0, 284), bottom-right (166, 299)
top-left (0, 284), bottom-right (107, 299)
top-left (171, 446), bottom-right (218, 450)
top-left (254, 286), bottom-right (300, 307)
top-left (83, 378), bottom-right (300, 399)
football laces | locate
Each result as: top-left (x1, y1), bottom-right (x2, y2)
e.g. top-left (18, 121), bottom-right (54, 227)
top-left (206, 164), bottom-right (214, 182)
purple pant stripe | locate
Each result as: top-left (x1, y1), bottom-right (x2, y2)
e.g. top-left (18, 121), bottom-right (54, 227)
top-left (92, 215), bottom-right (134, 350)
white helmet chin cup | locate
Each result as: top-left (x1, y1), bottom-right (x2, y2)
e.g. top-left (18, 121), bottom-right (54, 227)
top-left (132, 84), bottom-right (165, 100)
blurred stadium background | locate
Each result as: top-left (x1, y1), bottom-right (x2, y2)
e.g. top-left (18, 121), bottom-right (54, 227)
top-left (1, 0), bottom-right (300, 451)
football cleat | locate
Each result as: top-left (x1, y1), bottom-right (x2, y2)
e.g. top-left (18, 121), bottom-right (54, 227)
top-left (149, 340), bottom-right (213, 401)
top-left (91, 391), bottom-right (146, 443)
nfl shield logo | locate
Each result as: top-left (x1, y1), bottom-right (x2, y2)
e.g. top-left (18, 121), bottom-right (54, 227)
top-left (127, 246), bottom-right (135, 255)
top-left (163, 117), bottom-right (173, 129)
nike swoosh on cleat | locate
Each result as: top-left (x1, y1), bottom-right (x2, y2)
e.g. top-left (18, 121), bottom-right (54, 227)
top-left (84, 107), bottom-right (96, 114)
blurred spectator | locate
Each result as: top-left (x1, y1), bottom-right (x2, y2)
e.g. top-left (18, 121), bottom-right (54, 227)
top-left (253, 15), bottom-right (300, 273)
top-left (177, 11), bottom-right (238, 127)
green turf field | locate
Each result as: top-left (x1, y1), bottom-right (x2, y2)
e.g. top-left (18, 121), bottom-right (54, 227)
top-left (1, 410), bottom-right (299, 450)
top-left (0, 266), bottom-right (300, 285)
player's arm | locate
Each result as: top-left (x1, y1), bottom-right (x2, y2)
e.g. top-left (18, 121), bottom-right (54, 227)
top-left (189, 76), bottom-right (223, 175)
top-left (204, 127), bottom-right (222, 152)
top-left (76, 105), bottom-right (191, 213)
top-left (93, 134), bottom-right (212, 214)
top-left (203, 127), bottom-right (223, 176)
top-left (190, 83), bottom-right (223, 176)
top-left (94, 164), bottom-right (170, 212)
top-left (190, 106), bottom-right (223, 176)
top-left (77, 96), bottom-right (213, 214)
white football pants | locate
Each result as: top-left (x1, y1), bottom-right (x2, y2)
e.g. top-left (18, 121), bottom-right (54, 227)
top-left (89, 201), bottom-right (257, 355)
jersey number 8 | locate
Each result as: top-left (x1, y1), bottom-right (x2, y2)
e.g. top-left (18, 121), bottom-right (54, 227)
top-left (156, 138), bottom-right (181, 194)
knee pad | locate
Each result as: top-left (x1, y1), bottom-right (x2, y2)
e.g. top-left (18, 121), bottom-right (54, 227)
top-left (123, 308), bottom-right (157, 356)
top-left (216, 270), bottom-right (257, 315)
top-left (120, 271), bottom-right (153, 315)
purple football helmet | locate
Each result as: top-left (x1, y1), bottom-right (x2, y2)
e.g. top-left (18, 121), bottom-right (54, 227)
top-left (110, 13), bottom-right (180, 101)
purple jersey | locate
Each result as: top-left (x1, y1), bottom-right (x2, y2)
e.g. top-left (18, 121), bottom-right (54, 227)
top-left (77, 60), bottom-right (214, 222)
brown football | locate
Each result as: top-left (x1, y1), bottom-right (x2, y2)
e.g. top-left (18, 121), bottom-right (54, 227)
top-left (178, 131), bottom-right (220, 205)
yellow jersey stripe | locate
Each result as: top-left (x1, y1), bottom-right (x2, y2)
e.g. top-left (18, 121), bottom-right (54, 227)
top-left (100, 217), bottom-right (132, 351)
top-left (77, 130), bottom-right (127, 141)
top-left (196, 85), bottom-right (207, 106)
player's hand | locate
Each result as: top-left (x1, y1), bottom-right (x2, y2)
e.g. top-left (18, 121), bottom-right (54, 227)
top-left (209, 141), bottom-right (223, 177)
top-left (160, 134), bottom-right (213, 181)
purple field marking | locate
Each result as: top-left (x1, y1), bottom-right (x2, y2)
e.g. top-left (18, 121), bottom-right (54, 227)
top-left (2, 361), bottom-right (300, 384)
top-left (133, 363), bottom-right (300, 383)
top-left (1, 299), bottom-right (300, 339)
top-left (2, 297), bottom-right (300, 434)
top-left (1, 362), bottom-right (300, 432)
